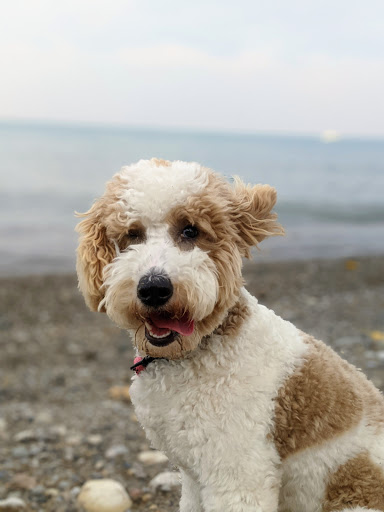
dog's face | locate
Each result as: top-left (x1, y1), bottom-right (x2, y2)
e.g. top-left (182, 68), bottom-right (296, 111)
top-left (76, 159), bottom-right (282, 359)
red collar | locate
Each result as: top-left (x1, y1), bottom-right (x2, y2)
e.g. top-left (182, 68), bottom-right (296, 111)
top-left (130, 356), bottom-right (157, 375)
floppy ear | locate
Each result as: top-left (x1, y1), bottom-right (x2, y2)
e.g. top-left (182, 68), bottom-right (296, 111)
top-left (75, 203), bottom-right (116, 312)
top-left (231, 177), bottom-right (284, 258)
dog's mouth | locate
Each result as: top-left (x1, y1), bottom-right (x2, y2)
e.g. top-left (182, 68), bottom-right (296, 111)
top-left (144, 313), bottom-right (194, 347)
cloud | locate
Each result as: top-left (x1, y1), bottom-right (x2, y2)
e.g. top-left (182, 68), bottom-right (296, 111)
top-left (1, 1), bottom-right (384, 135)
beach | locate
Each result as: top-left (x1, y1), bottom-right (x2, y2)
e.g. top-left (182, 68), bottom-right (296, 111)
top-left (1, 255), bottom-right (384, 511)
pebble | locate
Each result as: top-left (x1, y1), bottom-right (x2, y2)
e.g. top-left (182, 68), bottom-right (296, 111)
top-left (0, 418), bottom-right (7, 432)
top-left (126, 462), bottom-right (147, 479)
top-left (94, 460), bottom-right (104, 470)
top-left (66, 434), bottom-right (82, 446)
top-left (137, 450), bottom-right (168, 465)
top-left (108, 385), bottom-right (131, 402)
top-left (35, 410), bottom-right (53, 424)
top-left (105, 444), bottom-right (129, 459)
top-left (58, 480), bottom-right (70, 491)
top-left (0, 497), bottom-right (27, 511)
top-left (14, 430), bottom-right (37, 443)
top-left (87, 434), bottom-right (103, 446)
top-left (70, 486), bottom-right (81, 499)
top-left (49, 424), bottom-right (67, 437)
top-left (77, 479), bottom-right (132, 512)
top-left (11, 446), bottom-right (29, 459)
top-left (8, 473), bottom-right (37, 490)
top-left (149, 471), bottom-right (181, 492)
top-left (128, 487), bottom-right (144, 502)
top-left (45, 488), bottom-right (59, 498)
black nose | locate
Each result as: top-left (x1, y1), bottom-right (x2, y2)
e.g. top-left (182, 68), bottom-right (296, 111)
top-left (137, 273), bottom-right (173, 308)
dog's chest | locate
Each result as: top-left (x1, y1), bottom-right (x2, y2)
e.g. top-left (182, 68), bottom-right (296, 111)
top-left (130, 359), bottom-right (248, 469)
top-left (130, 348), bottom-right (302, 473)
top-left (130, 300), bottom-right (309, 477)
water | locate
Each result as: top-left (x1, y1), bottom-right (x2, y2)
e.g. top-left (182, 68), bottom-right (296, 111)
top-left (1, 121), bottom-right (384, 276)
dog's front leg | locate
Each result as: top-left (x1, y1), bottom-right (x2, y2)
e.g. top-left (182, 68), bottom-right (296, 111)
top-left (198, 461), bottom-right (280, 512)
top-left (179, 470), bottom-right (203, 512)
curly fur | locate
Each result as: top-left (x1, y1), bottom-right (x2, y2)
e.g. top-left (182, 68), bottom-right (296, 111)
top-left (76, 159), bottom-right (384, 512)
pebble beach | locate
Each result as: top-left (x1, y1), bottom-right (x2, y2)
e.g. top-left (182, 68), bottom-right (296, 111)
top-left (1, 256), bottom-right (384, 511)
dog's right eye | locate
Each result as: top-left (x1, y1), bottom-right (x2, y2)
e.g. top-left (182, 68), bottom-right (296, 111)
top-left (181, 225), bottom-right (199, 239)
top-left (127, 229), bottom-right (141, 240)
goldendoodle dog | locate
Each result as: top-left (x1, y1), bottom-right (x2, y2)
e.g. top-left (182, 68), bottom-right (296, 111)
top-left (76, 158), bottom-right (384, 512)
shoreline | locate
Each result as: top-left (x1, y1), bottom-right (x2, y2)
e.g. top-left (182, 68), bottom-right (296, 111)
top-left (3, 249), bottom-right (384, 279)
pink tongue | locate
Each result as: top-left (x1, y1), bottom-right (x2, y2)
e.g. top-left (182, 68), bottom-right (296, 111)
top-left (150, 314), bottom-right (194, 336)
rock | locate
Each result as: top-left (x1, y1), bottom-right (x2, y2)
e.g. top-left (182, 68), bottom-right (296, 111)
top-left (87, 434), bottom-right (103, 446)
top-left (49, 424), bottom-right (67, 437)
top-left (126, 462), bottom-right (147, 479)
top-left (0, 418), bottom-right (7, 432)
top-left (11, 446), bottom-right (29, 458)
top-left (141, 493), bottom-right (152, 503)
top-left (77, 479), bottom-right (132, 512)
top-left (65, 434), bottom-right (82, 446)
top-left (35, 410), bottom-right (53, 424)
top-left (149, 471), bottom-right (181, 492)
top-left (70, 486), bottom-right (81, 499)
top-left (138, 450), bottom-right (168, 465)
top-left (45, 488), bottom-right (59, 498)
top-left (105, 444), bottom-right (129, 459)
top-left (108, 385), bottom-right (131, 402)
top-left (128, 487), bottom-right (143, 502)
top-left (14, 430), bottom-right (37, 443)
top-left (30, 485), bottom-right (47, 502)
top-left (0, 497), bottom-right (27, 510)
top-left (58, 480), bottom-right (70, 491)
top-left (7, 473), bottom-right (37, 490)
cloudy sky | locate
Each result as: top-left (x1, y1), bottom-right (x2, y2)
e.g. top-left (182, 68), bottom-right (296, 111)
top-left (1, 0), bottom-right (384, 136)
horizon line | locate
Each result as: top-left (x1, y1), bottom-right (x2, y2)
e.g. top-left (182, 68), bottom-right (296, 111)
top-left (1, 117), bottom-right (384, 142)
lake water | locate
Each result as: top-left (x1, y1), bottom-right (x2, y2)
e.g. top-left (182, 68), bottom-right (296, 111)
top-left (1, 121), bottom-right (384, 276)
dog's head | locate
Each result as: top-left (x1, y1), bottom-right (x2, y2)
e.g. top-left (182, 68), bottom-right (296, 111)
top-left (76, 158), bottom-right (282, 359)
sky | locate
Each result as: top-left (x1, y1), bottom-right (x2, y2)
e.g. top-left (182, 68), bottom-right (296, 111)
top-left (1, 0), bottom-right (384, 136)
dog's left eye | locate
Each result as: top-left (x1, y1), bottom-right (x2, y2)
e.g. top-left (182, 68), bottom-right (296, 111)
top-left (127, 230), bottom-right (141, 240)
top-left (181, 225), bottom-right (199, 239)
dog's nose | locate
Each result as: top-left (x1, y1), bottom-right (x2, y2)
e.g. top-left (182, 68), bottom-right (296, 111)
top-left (137, 273), bottom-right (173, 307)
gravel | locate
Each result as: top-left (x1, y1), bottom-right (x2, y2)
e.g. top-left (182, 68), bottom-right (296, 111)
top-left (1, 255), bottom-right (383, 511)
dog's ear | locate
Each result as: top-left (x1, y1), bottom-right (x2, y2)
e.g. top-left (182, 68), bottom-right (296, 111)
top-left (231, 177), bottom-right (284, 258)
top-left (75, 202), bottom-right (116, 312)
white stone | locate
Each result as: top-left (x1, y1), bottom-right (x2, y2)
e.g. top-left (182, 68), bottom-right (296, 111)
top-left (14, 430), bottom-right (37, 442)
top-left (137, 450), bottom-right (168, 465)
top-left (105, 444), bottom-right (129, 459)
top-left (35, 410), bottom-right (53, 424)
top-left (77, 479), bottom-right (132, 512)
top-left (87, 434), bottom-right (103, 446)
top-left (0, 497), bottom-right (27, 511)
top-left (149, 471), bottom-right (181, 492)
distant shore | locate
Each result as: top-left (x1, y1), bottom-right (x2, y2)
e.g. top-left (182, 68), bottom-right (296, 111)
top-left (1, 255), bottom-right (384, 510)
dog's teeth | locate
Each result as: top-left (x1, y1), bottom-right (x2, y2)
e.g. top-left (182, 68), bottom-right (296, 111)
top-left (145, 322), bottom-right (172, 339)
top-left (149, 330), bottom-right (171, 339)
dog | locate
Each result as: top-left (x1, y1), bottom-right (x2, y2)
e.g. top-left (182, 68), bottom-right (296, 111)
top-left (76, 158), bottom-right (384, 512)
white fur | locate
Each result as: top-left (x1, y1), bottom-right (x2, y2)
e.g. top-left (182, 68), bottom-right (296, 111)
top-left (117, 159), bottom-right (209, 224)
top-left (130, 290), bottom-right (309, 511)
top-left (279, 418), bottom-right (384, 512)
top-left (339, 509), bottom-right (382, 512)
top-left (101, 223), bottom-right (219, 327)
top-left (79, 159), bottom-right (384, 511)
